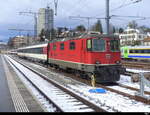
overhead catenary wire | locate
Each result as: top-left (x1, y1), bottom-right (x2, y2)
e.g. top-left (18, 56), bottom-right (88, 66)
top-left (69, 16), bottom-right (105, 31)
top-left (111, 15), bottom-right (150, 21)
top-left (110, 0), bottom-right (142, 12)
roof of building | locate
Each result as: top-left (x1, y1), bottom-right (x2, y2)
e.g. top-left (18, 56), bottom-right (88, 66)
top-left (143, 37), bottom-right (150, 42)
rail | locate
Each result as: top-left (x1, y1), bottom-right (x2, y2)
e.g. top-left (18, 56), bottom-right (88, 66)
top-left (7, 55), bottom-right (106, 112)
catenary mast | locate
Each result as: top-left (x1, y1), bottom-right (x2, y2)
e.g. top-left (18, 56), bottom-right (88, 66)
top-left (106, 0), bottom-right (110, 35)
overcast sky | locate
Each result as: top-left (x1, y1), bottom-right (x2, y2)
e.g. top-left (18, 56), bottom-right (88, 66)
top-left (0, 0), bottom-right (149, 42)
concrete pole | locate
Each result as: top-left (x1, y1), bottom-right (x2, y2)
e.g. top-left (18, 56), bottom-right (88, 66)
top-left (34, 13), bottom-right (37, 39)
top-left (106, 0), bottom-right (110, 35)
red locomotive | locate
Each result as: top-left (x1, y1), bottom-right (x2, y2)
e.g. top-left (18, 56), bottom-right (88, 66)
top-left (17, 32), bottom-right (124, 83)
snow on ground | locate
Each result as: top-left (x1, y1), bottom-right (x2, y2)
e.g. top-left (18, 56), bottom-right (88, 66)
top-left (118, 75), bottom-right (150, 92)
top-left (118, 75), bottom-right (132, 84)
top-left (6, 55), bottom-right (150, 112)
top-left (67, 84), bottom-right (150, 112)
top-left (5, 57), bottom-right (56, 112)
top-left (107, 85), bottom-right (137, 96)
top-left (126, 68), bottom-right (150, 73)
top-left (6, 56), bottom-right (94, 112)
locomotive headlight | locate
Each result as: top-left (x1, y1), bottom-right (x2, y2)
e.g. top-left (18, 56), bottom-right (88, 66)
top-left (116, 60), bottom-right (121, 64)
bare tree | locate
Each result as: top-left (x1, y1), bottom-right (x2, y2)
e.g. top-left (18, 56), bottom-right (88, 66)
top-left (128, 20), bottom-right (138, 29)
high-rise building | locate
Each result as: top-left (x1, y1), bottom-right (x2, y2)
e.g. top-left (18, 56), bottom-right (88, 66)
top-left (37, 7), bottom-right (54, 39)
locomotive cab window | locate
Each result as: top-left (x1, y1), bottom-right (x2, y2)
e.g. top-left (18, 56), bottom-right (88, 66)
top-left (87, 39), bottom-right (92, 51)
top-left (110, 40), bottom-right (120, 52)
top-left (69, 42), bottom-right (75, 50)
top-left (92, 39), bottom-right (105, 52)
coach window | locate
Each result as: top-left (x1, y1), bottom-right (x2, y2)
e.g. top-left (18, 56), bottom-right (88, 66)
top-left (147, 50), bottom-right (150, 53)
top-left (135, 50), bottom-right (139, 53)
top-left (53, 44), bottom-right (56, 50)
top-left (69, 42), bottom-right (75, 50)
top-left (129, 50), bottom-right (133, 53)
top-left (143, 50), bottom-right (147, 53)
top-left (130, 50), bottom-right (135, 53)
top-left (60, 43), bottom-right (64, 50)
top-left (32, 48), bottom-right (35, 53)
top-left (37, 48), bottom-right (43, 54)
top-left (141, 50), bottom-right (144, 53)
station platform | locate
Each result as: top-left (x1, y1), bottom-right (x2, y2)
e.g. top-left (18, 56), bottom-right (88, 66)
top-left (0, 55), bottom-right (44, 112)
top-left (0, 55), bottom-right (15, 112)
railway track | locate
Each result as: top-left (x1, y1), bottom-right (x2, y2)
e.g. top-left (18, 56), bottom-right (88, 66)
top-left (122, 60), bottom-right (150, 70)
top-left (5, 55), bottom-right (106, 112)
top-left (97, 84), bottom-right (150, 104)
top-left (7, 55), bottom-right (150, 112)
top-left (80, 74), bottom-right (150, 105)
top-left (68, 73), bottom-right (150, 105)
top-left (12, 56), bottom-right (150, 104)
top-left (118, 83), bottom-right (150, 95)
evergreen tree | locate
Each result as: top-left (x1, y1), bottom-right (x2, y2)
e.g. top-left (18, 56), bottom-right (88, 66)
top-left (109, 23), bottom-right (115, 34)
top-left (91, 20), bottom-right (103, 33)
top-left (45, 29), bottom-right (51, 40)
top-left (113, 26), bottom-right (116, 33)
top-left (39, 29), bottom-right (46, 42)
top-left (95, 20), bottom-right (103, 33)
top-left (119, 28), bottom-right (124, 33)
top-left (76, 25), bottom-right (86, 32)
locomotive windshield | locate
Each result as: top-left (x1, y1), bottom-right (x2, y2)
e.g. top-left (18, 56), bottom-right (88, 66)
top-left (93, 39), bottom-right (105, 51)
top-left (110, 40), bottom-right (120, 52)
top-left (87, 39), bottom-right (105, 52)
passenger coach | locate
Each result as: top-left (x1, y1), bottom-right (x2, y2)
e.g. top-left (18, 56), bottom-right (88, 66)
top-left (121, 46), bottom-right (150, 61)
top-left (17, 43), bottom-right (47, 62)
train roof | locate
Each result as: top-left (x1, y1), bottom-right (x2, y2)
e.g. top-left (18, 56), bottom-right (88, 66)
top-left (122, 46), bottom-right (150, 49)
top-left (17, 43), bottom-right (48, 50)
top-left (129, 46), bottom-right (150, 49)
top-left (49, 32), bottom-right (119, 43)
